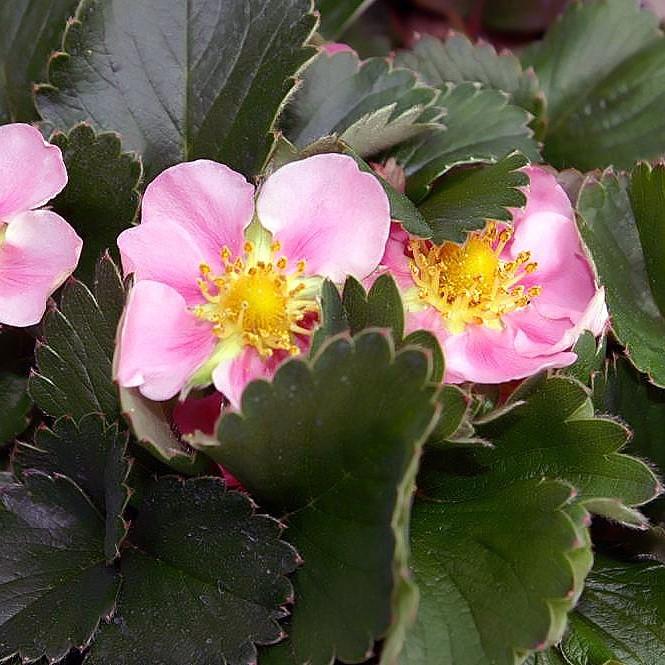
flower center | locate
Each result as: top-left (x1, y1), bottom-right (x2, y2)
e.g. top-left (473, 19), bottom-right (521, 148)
top-left (193, 240), bottom-right (318, 356)
top-left (408, 222), bottom-right (542, 334)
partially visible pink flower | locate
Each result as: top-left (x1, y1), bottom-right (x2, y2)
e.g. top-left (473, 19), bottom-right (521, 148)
top-left (0, 124), bottom-right (81, 327)
top-left (116, 154), bottom-right (390, 407)
top-left (322, 42), bottom-right (355, 55)
top-left (378, 165), bottom-right (608, 384)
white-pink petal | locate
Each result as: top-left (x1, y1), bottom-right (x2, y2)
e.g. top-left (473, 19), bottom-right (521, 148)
top-left (256, 154), bottom-right (391, 282)
top-left (115, 280), bottom-right (216, 401)
top-left (212, 346), bottom-right (279, 410)
top-left (141, 160), bottom-right (255, 259)
top-left (0, 124), bottom-right (67, 219)
top-left (0, 210), bottom-right (81, 327)
top-left (118, 219), bottom-right (214, 305)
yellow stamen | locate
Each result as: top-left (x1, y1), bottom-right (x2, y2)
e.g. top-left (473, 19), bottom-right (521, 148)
top-left (408, 221), bottom-right (542, 334)
top-left (193, 241), bottom-right (318, 356)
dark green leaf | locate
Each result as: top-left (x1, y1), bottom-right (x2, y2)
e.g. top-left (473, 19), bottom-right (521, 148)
top-left (0, 473), bottom-right (119, 663)
top-left (427, 385), bottom-right (472, 445)
top-left (200, 332), bottom-right (439, 665)
top-left (565, 331), bottom-right (607, 385)
top-left (422, 375), bottom-right (659, 525)
top-left (37, 0), bottom-right (317, 180)
top-left (629, 161), bottom-right (665, 314)
top-left (403, 330), bottom-right (444, 383)
top-left (14, 414), bottom-right (130, 561)
top-left (559, 555), bottom-right (665, 665)
top-left (29, 254), bottom-right (125, 421)
top-left (523, 0), bottom-right (665, 170)
top-left (401, 481), bottom-right (590, 665)
top-left (419, 152), bottom-right (529, 243)
top-left (393, 82), bottom-right (539, 201)
top-left (0, 0), bottom-right (78, 122)
top-left (395, 33), bottom-right (543, 115)
top-left (576, 165), bottom-right (665, 386)
top-left (284, 49), bottom-right (440, 156)
top-left (316, 0), bottom-right (377, 40)
top-left (87, 477), bottom-right (298, 665)
top-left (309, 278), bottom-right (348, 356)
top-left (49, 124), bottom-right (142, 284)
top-left (0, 373), bottom-right (31, 446)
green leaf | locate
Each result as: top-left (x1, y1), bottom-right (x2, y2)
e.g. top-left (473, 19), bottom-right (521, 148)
top-left (523, 0), bottom-right (665, 170)
top-left (0, 373), bottom-right (31, 446)
top-left (576, 165), bottom-right (665, 387)
top-left (395, 33), bottom-right (543, 115)
top-left (597, 357), bottom-right (665, 467)
top-left (403, 330), bottom-right (445, 384)
top-left (284, 50), bottom-right (440, 157)
top-left (419, 152), bottom-right (529, 243)
top-left (565, 331), bottom-right (607, 385)
top-left (49, 124), bottom-right (142, 284)
top-left (316, 0), bottom-right (377, 39)
top-left (119, 386), bottom-right (210, 475)
top-left (309, 279), bottom-right (348, 356)
top-left (0, 0), bottom-right (78, 122)
top-left (393, 82), bottom-right (539, 201)
top-left (401, 480), bottom-right (590, 665)
top-left (29, 254), bottom-right (125, 421)
top-left (37, 0), bottom-right (317, 180)
top-left (422, 375), bottom-right (659, 524)
top-left (559, 555), bottom-right (665, 665)
top-left (14, 414), bottom-right (130, 561)
top-left (200, 331), bottom-right (439, 665)
top-left (0, 473), bottom-right (119, 663)
top-left (87, 476), bottom-right (299, 665)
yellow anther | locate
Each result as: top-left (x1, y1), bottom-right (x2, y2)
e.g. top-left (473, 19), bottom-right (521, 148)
top-left (408, 221), bottom-right (542, 333)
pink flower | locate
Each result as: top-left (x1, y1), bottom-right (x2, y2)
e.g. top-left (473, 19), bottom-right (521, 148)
top-left (379, 166), bottom-right (608, 384)
top-left (0, 124), bottom-right (82, 327)
top-left (116, 154), bottom-right (390, 407)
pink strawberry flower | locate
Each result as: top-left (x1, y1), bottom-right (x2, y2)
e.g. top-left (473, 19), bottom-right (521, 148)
top-left (379, 166), bottom-right (608, 384)
top-left (0, 124), bottom-right (82, 327)
top-left (115, 154), bottom-right (390, 407)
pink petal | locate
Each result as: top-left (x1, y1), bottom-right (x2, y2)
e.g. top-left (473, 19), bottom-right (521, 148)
top-left (512, 165), bottom-right (573, 223)
top-left (443, 324), bottom-right (577, 384)
top-left (0, 211), bottom-right (81, 327)
top-left (212, 346), bottom-right (283, 410)
top-left (141, 160), bottom-right (255, 259)
top-left (374, 223), bottom-right (414, 291)
top-left (115, 280), bottom-right (216, 401)
top-left (0, 124), bottom-right (68, 218)
top-left (118, 219), bottom-right (213, 305)
top-left (256, 154), bottom-right (391, 282)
